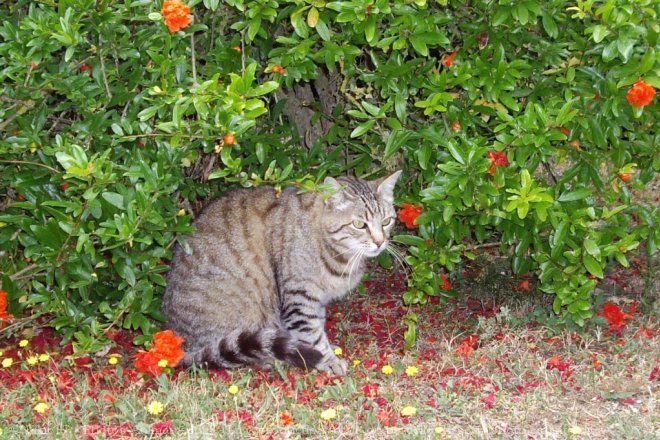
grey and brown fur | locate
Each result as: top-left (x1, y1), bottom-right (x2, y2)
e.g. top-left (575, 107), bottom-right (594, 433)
top-left (162, 171), bottom-right (401, 375)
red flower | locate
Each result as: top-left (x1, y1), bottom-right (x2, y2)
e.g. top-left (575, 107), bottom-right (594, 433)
top-left (451, 121), bottom-right (461, 132)
top-left (442, 50), bottom-right (458, 68)
top-left (362, 382), bottom-right (380, 397)
top-left (151, 421), bottom-right (174, 435)
top-left (559, 127), bottom-right (570, 136)
top-left (161, 1), bottom-right (192, 33)
top-left (480, 392), bottom-right (496, 409)
top-left (455, 334), bottom-right (479, 358)
top-left (398, 204), bottom-right (422, 229)
top-left (599, 303), bottom-right (633, 329)
top-left (439, 274), bottom-right (452, 291)
top-left (487, 151), bottom-right (509, 175)
top-left (134, 351), bottom-right (163, 377)
top-left (626, 79), bottom-right (655, 108)
top-left (80, 64), bottom-right (92, 73)
top-left (546, 355), bottom-right (570, 372)
top-left (0, 290), bottom-right (14, 325)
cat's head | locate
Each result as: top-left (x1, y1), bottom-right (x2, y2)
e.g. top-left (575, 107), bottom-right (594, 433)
top-left (323, 171), bottom-right (402, 258)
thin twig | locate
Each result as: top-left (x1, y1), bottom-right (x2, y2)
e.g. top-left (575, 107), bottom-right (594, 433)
top-left (118, 133), bottom-right (206, 141)
top-left (98, 45), bottom-right (112, 100)
top-left (0, 315), bottom-right (41, 336)
top-left (465, 242), bottom-right (502, 251)
top-left (0, 160), bottom-right (59, 173)
top-left (542, 160), bottom-right (558, 185)
top-left (190, 32), bottom-right (197, 85)
top-left (0, 100), bottom-right (36, 132)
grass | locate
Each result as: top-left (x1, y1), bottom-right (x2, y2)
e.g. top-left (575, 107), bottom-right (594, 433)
top-left (0, 257), bottom-right (658, 439)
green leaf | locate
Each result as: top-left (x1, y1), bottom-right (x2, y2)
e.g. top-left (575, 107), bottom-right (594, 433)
top-left (350, 120), bottom-right (375, 138)
top-left (492, 8), bottom-right (510, 26)
top-left (247, 81), bottom-right (280, 97)
top-left (583, 238), bottom-right (601, 259)
top-left (409, 35), bottom-right (428, 57)
top-left (384, 129), bottom-right (413, 160)
top-left (592, 25), bottom-right (607, 43)
top-left (446, 141), bottom-right (465, 165)
top-left (558, 188), bottom-right (591, 202)
top-left (583, 254), bottom-right (603, 278)
top-left (101, 192), bottom-right (124, 210)
top-left (315, 19), bottom-right (332, 41)
top-left (542, 13), bottom-right (558, 38)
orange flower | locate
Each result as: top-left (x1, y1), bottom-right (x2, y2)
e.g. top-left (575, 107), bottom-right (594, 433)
top-left (134, 330), bottom-right (185, 376)
top-left (272, 64), bottom-right (286, 74)
top-left (486, 150), bottom-right (509, 175)
top-left (626, 79), bottom-right (655, 108)
top-left (280, 411), bottom-right (294, 426)
top-left (152, 330), bottom-right (185, 367)
top-left (0, 290), bottom-right (13, 324)
top-left (442, 50), bottom-right (458, 68)
top-left (161, 1), bottom-right (192, 33)
top-left (450, 121), bottom-right (461, 132)
top-left (618, 173), bottom-right (632, 183)
top-left (398, 204), bottom-right (422, 229)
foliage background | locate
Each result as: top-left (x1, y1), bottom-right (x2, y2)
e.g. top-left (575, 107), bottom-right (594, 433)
top-left (0, 0), bottom-right (658, 352)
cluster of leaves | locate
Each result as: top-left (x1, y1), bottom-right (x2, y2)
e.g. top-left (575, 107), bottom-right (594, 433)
top-left (0, 0), bottom-right (658, 352)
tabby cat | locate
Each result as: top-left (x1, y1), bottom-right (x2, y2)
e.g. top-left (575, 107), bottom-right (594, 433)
top-left (162, 171), bottom-right (401, 375)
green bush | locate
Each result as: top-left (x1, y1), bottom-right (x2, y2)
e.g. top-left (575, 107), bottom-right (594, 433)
top-left (1, 0), bottom-right (657, 352)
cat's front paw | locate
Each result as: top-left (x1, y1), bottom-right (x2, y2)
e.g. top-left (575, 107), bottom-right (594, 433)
top-left (316, 355), bottom-right (348, 376)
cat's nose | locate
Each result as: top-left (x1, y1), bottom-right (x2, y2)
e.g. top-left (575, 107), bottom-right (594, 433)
top-left (372, 231), bottom-right (385, 246)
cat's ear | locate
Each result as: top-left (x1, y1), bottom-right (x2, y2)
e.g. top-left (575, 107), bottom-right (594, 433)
top-left (324, 176), bottom-right (353, 210)
top-left (376, 170), bottom-right (402, 205)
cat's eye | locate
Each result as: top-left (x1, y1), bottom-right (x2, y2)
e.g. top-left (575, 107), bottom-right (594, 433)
top-left (382, 217), bottom-right (393, 227)
top-left (352, 220), bottom-right (366, 229)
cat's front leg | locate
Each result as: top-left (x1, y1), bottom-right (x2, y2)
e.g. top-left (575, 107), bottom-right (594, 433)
top-left (281, 291), bottom-right (347, 375)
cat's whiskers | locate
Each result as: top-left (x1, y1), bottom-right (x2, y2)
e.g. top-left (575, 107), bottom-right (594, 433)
top-left (385, 242), bottom-right (410, 280)
top-left (341, 245), bottom-right (367, 291)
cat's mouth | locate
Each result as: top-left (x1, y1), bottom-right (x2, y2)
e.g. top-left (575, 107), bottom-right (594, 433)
top-left (364, 242), bottom-right (388, 258)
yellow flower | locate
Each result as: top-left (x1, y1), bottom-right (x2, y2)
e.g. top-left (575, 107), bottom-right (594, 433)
top-left (2, 358), bottom-right (13, 368)
top-left (569, 426), bottom-right (583, 436)
top-left (334, 347), bottom-right (343, 356)
top-left (405, 365), bottom-right (419, 377)
top-left (19, 339), bottom-right (29, 348)
top-left (147, 400), bottom-right (164, 416)
top-left (108, 356), bottom-right (119, 365)
top-left (27, 356), bottom-right (39, 366)
top-left (320, 408), bottom-right (337, 421)
top-left (352, 359), bottom-right (361, 366)
top-left (0, 350), bottom-right (3, 356)
top-left (157, 359), bottom-right (168, 368)
top-left (38, 353), bottom-right (50, 362)
top-left (228, 385), bottom-right (239, 395)
top-left (177, 209), bottom-right (186, 217)
top-left (33, 402), bottom-right (49, 414)
top-left (434, 425), bottom-right (444, 434)
top-left (381, 364), bottom-right (394, 375)
top-left (0, 426), bottom-right (3, 435)
top-left (400, 406), bottom-right (417, 416)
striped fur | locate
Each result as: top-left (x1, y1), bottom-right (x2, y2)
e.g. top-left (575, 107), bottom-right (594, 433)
top-left (162, 171), bottom-right (401, 375)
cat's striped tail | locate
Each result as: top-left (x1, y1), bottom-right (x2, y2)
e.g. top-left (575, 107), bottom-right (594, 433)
top-left (182, 328), bottom-right (324, 371)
